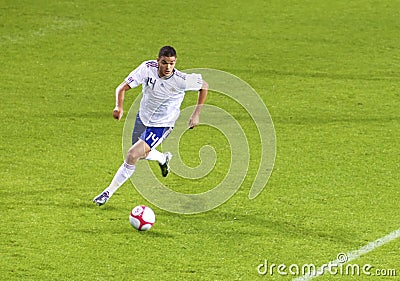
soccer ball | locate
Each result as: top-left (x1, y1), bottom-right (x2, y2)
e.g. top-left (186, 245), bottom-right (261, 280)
top-left (129, 205), bottom-right (156, 231)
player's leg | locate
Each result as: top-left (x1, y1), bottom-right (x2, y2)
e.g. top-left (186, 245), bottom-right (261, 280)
top-left (93, 127), bottom-right (172, 206)
top-left (145, 149), bottom-right (167, 163)
top-left (94, 113), bottom-right (147, 206)
top-left (93, 140), bottom-right (150, 206)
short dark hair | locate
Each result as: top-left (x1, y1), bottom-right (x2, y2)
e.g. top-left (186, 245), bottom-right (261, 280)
top-left (158, 46), bottom-right (176, 58)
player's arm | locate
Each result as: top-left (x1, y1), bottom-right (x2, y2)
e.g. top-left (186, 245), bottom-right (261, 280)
top-left (189, 80), bottom-right (208, 129)
top-left (113, 81), bottom-right (131, 121)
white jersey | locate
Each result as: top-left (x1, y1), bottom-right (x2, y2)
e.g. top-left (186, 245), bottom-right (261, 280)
top-left (125, 60), bottom-right (203, 127)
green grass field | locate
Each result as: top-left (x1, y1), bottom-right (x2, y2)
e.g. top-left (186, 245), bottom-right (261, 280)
top-left (1, 0), bottom-right (399, 280)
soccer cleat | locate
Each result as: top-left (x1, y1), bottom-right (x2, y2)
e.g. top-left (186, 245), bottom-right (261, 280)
top-left (93, 191), bottom-right (110, 206)
top-left (159, 152), bottom-right (172, 177)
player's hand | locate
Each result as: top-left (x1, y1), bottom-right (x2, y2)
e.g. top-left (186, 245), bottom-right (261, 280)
top-left (113, 107), bottom-right (123, 121)
top-left (188, 113), bottom-right (200, 129)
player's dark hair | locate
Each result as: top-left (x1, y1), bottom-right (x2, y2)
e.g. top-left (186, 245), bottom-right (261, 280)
top-left (158, 46), bottom-right (177, 58)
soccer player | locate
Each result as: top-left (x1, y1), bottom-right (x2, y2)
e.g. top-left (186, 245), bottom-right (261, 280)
top-left (93, 46), bottom-right (208, 206)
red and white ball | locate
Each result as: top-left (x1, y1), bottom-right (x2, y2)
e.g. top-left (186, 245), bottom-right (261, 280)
top-left (129, 205), bottom-right (156, 231)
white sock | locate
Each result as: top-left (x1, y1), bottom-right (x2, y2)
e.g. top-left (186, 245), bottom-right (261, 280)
top-left (145, 149), bottom-right (166, 164)
top-left (105, 162), bottom-right (135, 196)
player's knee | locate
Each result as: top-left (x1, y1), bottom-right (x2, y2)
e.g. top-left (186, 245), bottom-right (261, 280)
top-left (126, 148), bottom-right (140, 164)
top-left (126, 142), bottom-right (148, 164)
